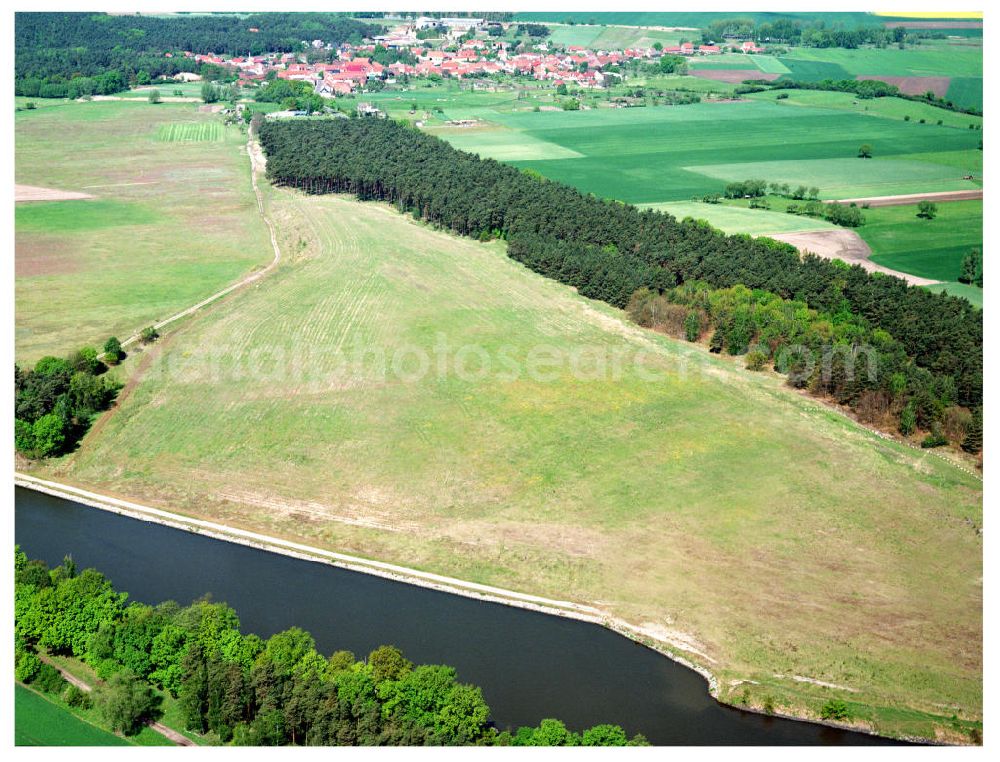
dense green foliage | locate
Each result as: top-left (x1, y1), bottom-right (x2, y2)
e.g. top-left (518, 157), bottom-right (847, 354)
top-left (258, 118), bottom-right (981, 408)
top-left (626, 283), bottom-right (975, 445)
top-left (14, 548), bottom-right (644, 746)
top-left (14, 351), bottom-right (120, 459)
top-left (14, 12), bottom-right (382, 96)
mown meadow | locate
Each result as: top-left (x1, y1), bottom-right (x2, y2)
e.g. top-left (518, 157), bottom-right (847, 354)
top-left (14, 100), bottom-right (271, 364)
top-left (37, 180), bottom-right (982, 742)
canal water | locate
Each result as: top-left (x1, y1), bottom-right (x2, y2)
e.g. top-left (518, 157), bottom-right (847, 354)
top-left (15, 486), bottom-right (896, 745)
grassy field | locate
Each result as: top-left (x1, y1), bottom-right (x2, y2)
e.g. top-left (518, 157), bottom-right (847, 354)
top-left (14, 99), bottom-right (272, 365)
top-left (856, 200), bottom-right (983, 283)
top-left (646, 201), bottom-right (836, 235)
top-left (15, 685), bottom-right (130, 746)
top-left (431, 100), bottom-right (981, 204)
top-left (37, 183), bottom-right (982, 742)
top-left (926, 281), bottom-right (984, 308)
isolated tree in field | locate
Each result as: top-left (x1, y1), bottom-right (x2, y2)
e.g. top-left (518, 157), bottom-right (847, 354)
top-left (959, 249), bottom-right (983, 287)
top-left (140, 326), bottom-right (159, 344)
top-left (916, 201), bottom-right (937, 219)
top-left (96, 671), bottom-right (157, 735)
top-left (201, 81), bottom-right (220, 103)
top-left (857, 143), bottom-right (873, 158)
top-left (103, 336), bottom-right (123, 365)
top-left (148, 89), bottom-right (161, 104)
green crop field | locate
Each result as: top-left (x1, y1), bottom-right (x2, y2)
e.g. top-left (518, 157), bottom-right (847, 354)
top-left (926, 281), bottom-right (984, 308)
top-left (432, 100), bottom-right (981, 204)
top-left (15, 685), bottom-right (130, 746)
top-left (687, 157), bottom-right (973, 199)
top-left (15, 99), bottom-right (271, 365)
top-left (156, 121), bottom-right (225, 142)
top-left (645, 201), bottom-right (836, 235)
top-left (856, 200), bottom-right (983, 283)
top-left (36, 182), bottom-right (982, 741)
top-left (778, 40), bottom-right (983, 78)
top-left (946, 77), bottom-right (984, 110)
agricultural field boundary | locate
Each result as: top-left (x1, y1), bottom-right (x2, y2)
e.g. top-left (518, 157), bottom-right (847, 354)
top-left (832, 189), bottom-right (983, 206)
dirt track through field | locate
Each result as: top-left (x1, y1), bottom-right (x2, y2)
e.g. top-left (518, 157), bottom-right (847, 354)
top-left (36, 654), bottom-right (194, 746)
top-left (769, 229), bottom-right (940, 286)
top-left (831, 189), bottom-right (983, 207)
top-left (15, 184), bottom-right (94, 202)
top-left (111, 130), bottom-right (281, 354)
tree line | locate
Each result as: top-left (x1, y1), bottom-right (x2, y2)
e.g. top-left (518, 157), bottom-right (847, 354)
top-left (15, 548), bottom-right (645, 746)
top-left (626, 283), bottom-right (981, 451)
top-left (741, 78), bottom-right (983, 118)
top-left (14, 12), bottom-right (382, 97)
top-left (14, 341), bottom-right (126, 459)
top-left (703, 16), bottom-right (912, 49)
top-left (257, 118), bottom-right (981, 411)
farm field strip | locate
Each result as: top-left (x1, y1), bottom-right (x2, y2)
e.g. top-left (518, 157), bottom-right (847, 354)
top-left (156, 121), bottom-right (225, 142)
top-left (644, 201), bottom-right (836, 235)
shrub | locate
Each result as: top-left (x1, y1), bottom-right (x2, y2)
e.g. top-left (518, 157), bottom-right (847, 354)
top-left (899, 402), bottom-right (917, 436)
top-left (820, 699), bottom-right (851, 721)
top-left (140, 326), bottom-right (159, 344)
top-left (684, 310), bottom-right (702, 342)
top-left (64, 684), bottom-right (92, 709)
top-left (745, 350), bottom-right (768, 371)
top-left (103, 336), bottom-right (124, 364)
top-left (34, 663), bottom-right (68, 694)
top-left (921, 431), bottom-right (948, 448)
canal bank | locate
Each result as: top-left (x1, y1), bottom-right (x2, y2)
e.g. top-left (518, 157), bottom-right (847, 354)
top-left (14, 475), bottom-right (900, 745)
